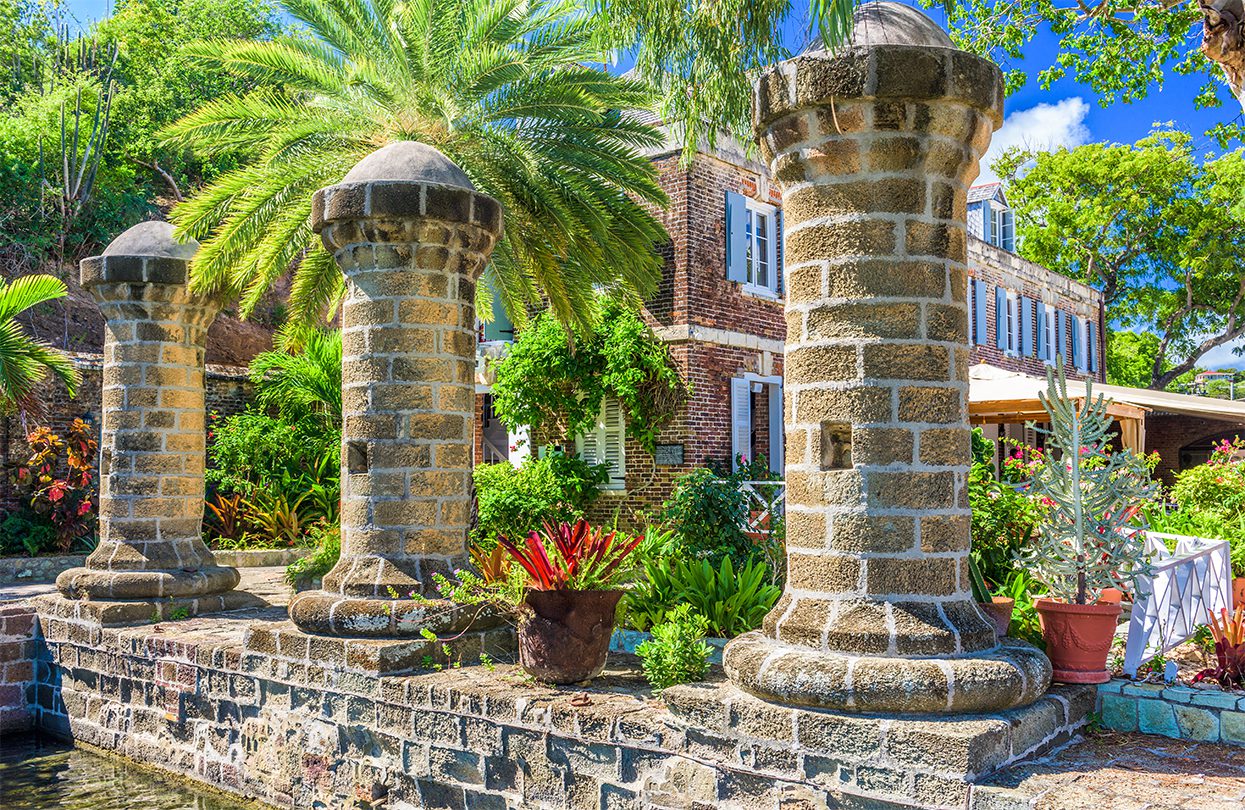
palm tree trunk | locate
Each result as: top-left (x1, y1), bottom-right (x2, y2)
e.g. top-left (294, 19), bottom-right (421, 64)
top-left (1202, 0), bottom-right (1245, 111)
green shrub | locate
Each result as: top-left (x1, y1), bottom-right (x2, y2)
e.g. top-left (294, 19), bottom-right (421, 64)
top-left (0, 513), bottom-right (57, 557)
top-left (472, 452), bottom-right (607, 547)
top-left (206, 410), bottom-right (339, 498)
top-left (284, 525), bottom-right (341, 588)
top-left (636, 604), bottom-right (713, 690)
top-left (968, 460), bottom-right (1040, 587)
top-left (1161, 437), bottom-right (1245, 577)
top-left (626, 555), bottom-right (781, 637)
top-left (660, 467), bottom-right (758, 564)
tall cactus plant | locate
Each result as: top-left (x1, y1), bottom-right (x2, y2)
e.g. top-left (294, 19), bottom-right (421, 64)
top-left (1019, 360), bottom-right (1157, 604)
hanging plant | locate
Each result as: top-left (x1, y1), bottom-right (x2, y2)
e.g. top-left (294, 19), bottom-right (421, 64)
top-left (490, 297), bottom-right (686, 453)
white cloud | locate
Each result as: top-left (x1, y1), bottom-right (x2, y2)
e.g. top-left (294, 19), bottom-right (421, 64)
top-left (1194, 340), bottom-right (1245, 371)
top-left (978, 98), bottom-right (1092, 184)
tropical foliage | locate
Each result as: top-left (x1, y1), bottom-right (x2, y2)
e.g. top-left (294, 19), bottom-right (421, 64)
top-left (163, 0), bottom-right (668, 334)
top-left (625, 555), bottom-right (781, 637)
top-left (248, 328), bottom-right (342, 429)
top-left (490, 297), bottom-right (685, 453)
top-left (659, 456), bottom-right (783, 568)
top-left (0, 275), bottom-right (79, 421)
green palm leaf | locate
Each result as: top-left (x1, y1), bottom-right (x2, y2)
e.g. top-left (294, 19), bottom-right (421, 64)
top-left (0, 275), bottom-right (81, 422)
top-left (165, 0), bottom-right (669, 330)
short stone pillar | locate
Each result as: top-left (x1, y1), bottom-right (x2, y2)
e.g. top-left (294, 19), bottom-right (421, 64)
top-left (56, 221), bottom-right (245, 611)
top-left (723, 3), bottom-right (1051, 713)
top-left (288, 142), bottom-right (503, 637)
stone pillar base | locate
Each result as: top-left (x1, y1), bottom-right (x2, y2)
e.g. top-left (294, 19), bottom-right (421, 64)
top-left (31, 589), bottom-right (267, 627)
top-left (287, 590), bottom-right (504, 638)
top-left (245, 619), bottom-right (517, 676)
top-left (55, 564), bottom-right (241, 601)
top-left (724, 630), bottom-right (1051, 714)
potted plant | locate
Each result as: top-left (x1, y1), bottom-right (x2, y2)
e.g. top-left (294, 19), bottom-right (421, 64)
top-left (441, 519), bottom-right (640, 684)
top-left (1019, 361), bottom-right (1157, 684)
top-left (1194, 605), bottom-right (1245, 690)
top-left (968, 554), bottom-right (1014, 638)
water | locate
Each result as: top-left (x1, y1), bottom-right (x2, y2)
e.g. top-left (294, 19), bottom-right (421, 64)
top-left (0, 734), bottom-right (260, 810)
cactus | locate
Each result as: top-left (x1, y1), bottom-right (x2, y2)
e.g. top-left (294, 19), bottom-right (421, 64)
top-left (1018, 359), bottom-right (1157, 604)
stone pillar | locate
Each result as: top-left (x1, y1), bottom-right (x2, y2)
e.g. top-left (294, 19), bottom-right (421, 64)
top-left (288, 142), bottom-right (503, 638)
top-left (56, 221), bottom-right (242, 605)
top-left (723, 2), bottom-right (1051, 713)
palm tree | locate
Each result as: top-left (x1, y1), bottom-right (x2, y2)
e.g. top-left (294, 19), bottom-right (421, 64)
top-left (0, 275), bottom-right (80, 423)
top-left (162, 0), bottom-right (669, 335)
top-left (249, 328), bottom-right (342, 429)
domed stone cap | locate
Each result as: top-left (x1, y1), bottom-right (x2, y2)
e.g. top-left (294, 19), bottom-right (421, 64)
top-left (341, 141), bottom-right (476, 191)
top-left (804, 1), bottom-right (954, 53)
top-left (101, 220), bottom-right (199, 260)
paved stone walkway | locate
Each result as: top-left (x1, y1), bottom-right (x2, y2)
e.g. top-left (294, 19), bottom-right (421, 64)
top-left (978, 732), bottom-right (1245, 809)
top-left (0, 566), bottom-right (294, 606)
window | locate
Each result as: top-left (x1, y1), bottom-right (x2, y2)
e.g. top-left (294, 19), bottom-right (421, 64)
top-left (726, 192), bottom-right (780, 297)
top-left (730, 376), bottom-right (783, 474)
top-left (744, 199), bottom-right (778, 296)
top-left (576, 398), bottom-right (626, 490)
top-left (1005, 292), bottom-right (1020, 355)
top-left (1042, 307), bottom-right (1055, 364)
top-left (990, 203), bottom-right (1015, 252)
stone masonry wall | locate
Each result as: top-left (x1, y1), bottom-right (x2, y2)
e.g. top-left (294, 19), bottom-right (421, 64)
top-left (22, 609), bottom-right (1094, 810)
top-left (1097, 679), bottom-right (1245, 746)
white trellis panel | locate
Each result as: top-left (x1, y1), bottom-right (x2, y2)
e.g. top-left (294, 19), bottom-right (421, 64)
top-left (1124, 532), bottom-right (1232, 677)
top-left (737, 480), bottom-right (786, 535)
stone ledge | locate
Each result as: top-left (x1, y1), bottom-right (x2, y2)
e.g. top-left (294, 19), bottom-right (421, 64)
top-left (21, 608), bottom-right (1097, 809)
top-left (31, 590), bottom-right (267, 627)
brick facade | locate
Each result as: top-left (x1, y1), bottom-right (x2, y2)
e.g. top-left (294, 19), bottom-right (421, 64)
top-left (1145, 413), bottom-right (1245, 484)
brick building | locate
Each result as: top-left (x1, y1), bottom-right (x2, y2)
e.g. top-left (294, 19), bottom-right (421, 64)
top-left (472, 129), bottom-right (1107, 524)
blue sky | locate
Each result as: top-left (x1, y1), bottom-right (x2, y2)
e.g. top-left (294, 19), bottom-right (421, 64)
top-left (59, 0), bottom-right (1245, 368)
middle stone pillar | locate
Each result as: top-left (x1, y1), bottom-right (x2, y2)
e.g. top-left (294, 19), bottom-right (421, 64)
top-left (289, 141), bottom-right (502, 637)
top-left (723, 3), bottom-right (1051, 713)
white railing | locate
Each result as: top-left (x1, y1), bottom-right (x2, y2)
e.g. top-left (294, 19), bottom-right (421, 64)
top-left (1124, 531), bottom-right (1233, 677)
top-left (738, 480), bottom-right (785, 535)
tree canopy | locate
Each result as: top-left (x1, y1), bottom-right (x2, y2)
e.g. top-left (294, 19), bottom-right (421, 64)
top-left (998, 129), bottom-right (1245, 390)
top-left (163, 0), bottom-right (669, 336)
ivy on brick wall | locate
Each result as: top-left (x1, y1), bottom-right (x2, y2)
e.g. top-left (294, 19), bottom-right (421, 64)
top-left (491, 298), bottom-right (686, 454)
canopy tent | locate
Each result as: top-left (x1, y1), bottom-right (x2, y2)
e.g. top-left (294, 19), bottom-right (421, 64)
top-left (967, 364), bottom-right (1245, 455)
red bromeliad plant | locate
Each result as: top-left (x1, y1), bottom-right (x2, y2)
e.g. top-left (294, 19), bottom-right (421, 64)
top-left (1194, 606), bottom-right (1245, 689)
top-left (498, 520), bottom-right (641, 592)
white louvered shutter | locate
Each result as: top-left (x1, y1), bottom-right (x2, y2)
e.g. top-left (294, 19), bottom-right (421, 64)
top-left (601, 398), bottom-right (625, 489)
top-left (731, 378), bottom-right (752, 472)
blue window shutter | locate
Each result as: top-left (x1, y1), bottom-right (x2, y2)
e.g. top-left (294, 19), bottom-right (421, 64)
top-left (1035, 301), bottom-right (1046, 357)
top-left (1003, 211), bottom-right (1015, 252)
top-left (984, 205), bottom-right (994, 246)
top-left (1071, 317), bottom-right (1083, 368)
top-left (974, 280), bottom-right (988, 346)
top-left (725, 192), bottom-right (748, 283)
top-left (995, 287), bottom-right (1007, 349)
top-left (1056, 311), bottom-right (1066, 358)
top-left (1020, 296), bottom-right (1033, 356)
top-left (1088, 321), bottom-right (1098, 373)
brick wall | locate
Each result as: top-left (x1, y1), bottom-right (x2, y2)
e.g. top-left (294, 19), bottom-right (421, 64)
top-left (0, 603), bottom-right (37, 733)
top-left (1, 353), bottom-right (253, 514)
top-left (966, 238), bottom-right (1104, 382)
top-left (1145, 413), bottom-right (1245, 484)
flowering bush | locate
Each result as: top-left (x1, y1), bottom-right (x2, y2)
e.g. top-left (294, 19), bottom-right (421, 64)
top-left (1171, 437), bottom-right (1245, 521)
top-left (12, 419), bottom-right (98, 552)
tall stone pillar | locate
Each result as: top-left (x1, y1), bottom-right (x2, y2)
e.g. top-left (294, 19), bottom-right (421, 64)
top-left (56, 221), bottom-right (246, 612)
top-left (289, 142), bottom-right (503, 638)
top-left (724, 3), bottom-right (1051, 713)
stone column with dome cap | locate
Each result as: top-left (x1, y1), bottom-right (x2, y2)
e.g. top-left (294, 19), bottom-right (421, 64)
top-left (55, 221), bottom-right (254, 619)
top-left (288, 141), bottom-right (503, 638)
top-left (723, 2), bottom-right (1052, 713)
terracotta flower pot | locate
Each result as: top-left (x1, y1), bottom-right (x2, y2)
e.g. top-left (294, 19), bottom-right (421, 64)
top-left (1233, 577), bottom-right (1245, 609)
top-left (978, 596), bottom-right (1015, 638)
top-left (1034, 598), bottom-right (1123, 684)
top-left (519, 589), bottom-right (623, 684)
top-left (1099, 587), bottom-right (1124, 604)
